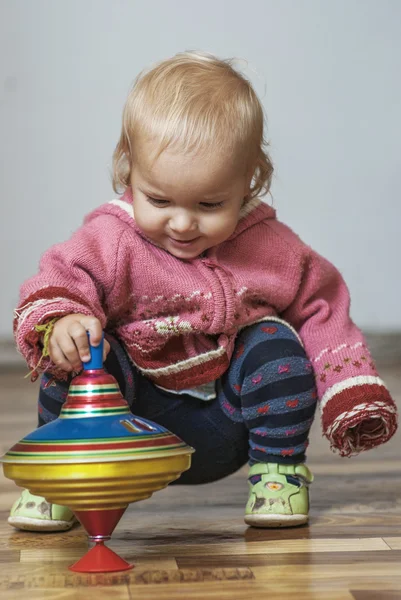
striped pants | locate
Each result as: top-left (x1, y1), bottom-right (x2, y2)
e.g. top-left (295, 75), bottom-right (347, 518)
top-left (218, 321), bottom-right (317, 464)
top-left (38, 320), bottom-right (317, 483)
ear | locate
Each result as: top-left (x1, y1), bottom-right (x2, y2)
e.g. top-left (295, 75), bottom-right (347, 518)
top-left (244, 166), bottom-right (256, 196)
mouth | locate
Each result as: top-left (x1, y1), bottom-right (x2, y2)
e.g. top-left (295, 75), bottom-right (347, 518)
top-left (169, 237), bottom-right (200, 248)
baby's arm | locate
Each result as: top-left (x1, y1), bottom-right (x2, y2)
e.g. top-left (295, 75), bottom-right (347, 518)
top-left (280, 242), bottom-right (397, 457)
top-left (14, 215), bottom-right (125, 379)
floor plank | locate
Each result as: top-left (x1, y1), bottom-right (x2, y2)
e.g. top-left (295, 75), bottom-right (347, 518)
top-left (0, 365), bottom-right (400, 599)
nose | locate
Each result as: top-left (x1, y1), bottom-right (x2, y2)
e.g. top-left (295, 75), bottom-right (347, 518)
top-left (168, 210), bottom-right (197, 235)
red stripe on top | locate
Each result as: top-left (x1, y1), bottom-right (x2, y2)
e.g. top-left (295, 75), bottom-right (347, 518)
top-left (63, 397), bottom-right (129, 409)
top-left (10, 434), bottom-right (182, 453)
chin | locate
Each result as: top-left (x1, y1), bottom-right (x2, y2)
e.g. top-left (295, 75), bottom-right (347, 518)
top-left (169, 248), bottom-right (202, 260)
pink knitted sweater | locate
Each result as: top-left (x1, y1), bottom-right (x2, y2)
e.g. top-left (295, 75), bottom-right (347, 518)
top-left (14, 191), bottom-right (397, 456)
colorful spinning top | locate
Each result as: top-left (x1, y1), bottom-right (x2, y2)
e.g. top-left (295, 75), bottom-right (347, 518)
top-left (1, 336), bottom-right (194, 573)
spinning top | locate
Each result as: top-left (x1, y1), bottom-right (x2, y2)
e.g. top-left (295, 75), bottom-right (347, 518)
top-left (1, 335), bottom-right (194, 572)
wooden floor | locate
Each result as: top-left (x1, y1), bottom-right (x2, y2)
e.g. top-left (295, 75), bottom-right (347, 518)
top-left (0, 365), bottom-right (400, 600)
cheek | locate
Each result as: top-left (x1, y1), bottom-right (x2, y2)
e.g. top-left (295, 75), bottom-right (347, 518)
top-left (135, 207), bottom-right (165, 234)
top-left (205, 213), bottom-right (238, 238)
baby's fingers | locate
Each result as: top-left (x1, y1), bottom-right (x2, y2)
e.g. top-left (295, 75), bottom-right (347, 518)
top-left (67, 322), bottom-right (91, 363)
top-left (103, 339), bottom-right (111, 361)
top-left (78, 316), bottom-right (103, 348)
top-left (48, 337), bottom-right (76, 372)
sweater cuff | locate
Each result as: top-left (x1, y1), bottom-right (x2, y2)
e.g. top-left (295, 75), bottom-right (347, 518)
top-left (14, 295), bottom-right (101, 380)
top-left (320, 377), bottom-right (398, 457)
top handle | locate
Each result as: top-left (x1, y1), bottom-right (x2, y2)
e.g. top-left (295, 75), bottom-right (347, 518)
top-left (83, 332), bottom-right (104, 370)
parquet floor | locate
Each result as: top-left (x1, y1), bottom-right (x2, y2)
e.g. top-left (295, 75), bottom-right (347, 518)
top-left (0, 365), bottom-right (400, 600)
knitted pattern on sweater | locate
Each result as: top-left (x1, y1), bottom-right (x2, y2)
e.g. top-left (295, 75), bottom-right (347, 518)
top-left (14, 190), bottom-right (397, 455)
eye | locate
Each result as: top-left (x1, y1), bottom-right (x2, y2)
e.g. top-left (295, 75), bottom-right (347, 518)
top-left (200, 201), bottom-right (224, 210)
top-left (147, 196), bottom-right (170, 207)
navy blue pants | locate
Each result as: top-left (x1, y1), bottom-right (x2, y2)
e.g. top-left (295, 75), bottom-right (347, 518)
top-left (38, 321), bottom-right (317, 484)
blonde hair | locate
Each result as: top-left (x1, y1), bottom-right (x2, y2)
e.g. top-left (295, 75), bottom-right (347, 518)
top-left (112, 51), bottom-right (274, 199)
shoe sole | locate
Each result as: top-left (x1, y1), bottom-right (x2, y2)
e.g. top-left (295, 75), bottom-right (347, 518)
top-left (8, 516), bottom-right (78, 532)
top-left (244, 513), bottom-right (308, 528)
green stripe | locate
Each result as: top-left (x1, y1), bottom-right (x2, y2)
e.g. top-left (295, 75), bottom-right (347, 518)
top-left (69, 388), bottom-right (120, 395)
top-left (7, 444), bottom-right (185, 458)
top-left (19, 434), bottom-right (167, 445)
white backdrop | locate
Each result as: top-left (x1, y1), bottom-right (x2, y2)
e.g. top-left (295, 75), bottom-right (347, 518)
top-left (1, 0), bottom-right (400, 337)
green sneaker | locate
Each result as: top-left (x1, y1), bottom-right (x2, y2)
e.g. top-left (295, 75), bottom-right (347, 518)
top-left (245, 462), bottom-right (313, 528)
top-left (8, 489), bottom-right (78, 532)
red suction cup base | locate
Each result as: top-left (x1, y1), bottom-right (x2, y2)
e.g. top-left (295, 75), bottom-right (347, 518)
top-left (69, 542), bottom-right (133, 573)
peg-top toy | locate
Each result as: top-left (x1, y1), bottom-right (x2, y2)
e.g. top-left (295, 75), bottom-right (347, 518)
top-left (1, 335), bottom-right (194, 572)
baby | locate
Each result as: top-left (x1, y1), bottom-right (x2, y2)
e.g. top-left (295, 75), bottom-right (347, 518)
top-left (10, 51), bottom-right (397, 532)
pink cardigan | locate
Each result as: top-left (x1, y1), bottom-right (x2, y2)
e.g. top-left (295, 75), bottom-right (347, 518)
top-left (14, 191), bottom-right (397, 456)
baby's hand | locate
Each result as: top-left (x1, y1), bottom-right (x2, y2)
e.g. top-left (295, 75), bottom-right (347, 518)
top-left (49, 314), bottom-right (110, 372)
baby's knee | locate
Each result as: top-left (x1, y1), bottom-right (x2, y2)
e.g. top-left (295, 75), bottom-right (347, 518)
top-left (236, 319), bottom-right (307, 365)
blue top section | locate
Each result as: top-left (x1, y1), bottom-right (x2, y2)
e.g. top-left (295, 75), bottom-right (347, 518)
top-left (83, 332), bottom-right (104, 370)
top-left (23, 414), bottom-right (169, 441)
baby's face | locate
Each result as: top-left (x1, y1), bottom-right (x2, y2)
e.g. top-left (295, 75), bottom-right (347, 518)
top-left (130, 145), bottom-right (250, 260)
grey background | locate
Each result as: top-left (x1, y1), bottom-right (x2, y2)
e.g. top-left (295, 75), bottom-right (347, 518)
top-left (1, 0), bottom-right (400, 337)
